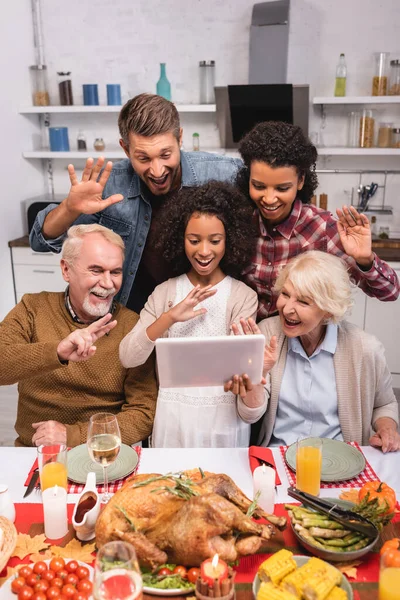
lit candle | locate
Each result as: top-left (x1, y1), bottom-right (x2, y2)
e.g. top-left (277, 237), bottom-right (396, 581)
top-left (42, 484), bottom-right (68, 540)
top-left (201, 554), bottom-right (228, 587)
top-left (252, 464), bottom-right (275, 514)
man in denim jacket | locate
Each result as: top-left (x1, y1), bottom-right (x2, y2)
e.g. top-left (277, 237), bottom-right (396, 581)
top-left (30, 93), bottom-right (242, 312)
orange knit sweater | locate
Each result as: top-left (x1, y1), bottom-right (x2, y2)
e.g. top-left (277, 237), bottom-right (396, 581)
top-left (0, 292), bottom-right (157, 447)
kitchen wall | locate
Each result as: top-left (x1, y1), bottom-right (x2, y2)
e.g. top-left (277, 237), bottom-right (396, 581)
top-left (2, 0), bottom-right (399, 317)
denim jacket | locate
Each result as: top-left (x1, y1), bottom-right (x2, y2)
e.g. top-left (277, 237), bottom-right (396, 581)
top-left (30, 151), bottom-right (243, 305)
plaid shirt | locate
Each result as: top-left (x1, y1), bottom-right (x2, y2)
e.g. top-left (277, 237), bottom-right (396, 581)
top-left (242, 199), bottom-right (400, 320)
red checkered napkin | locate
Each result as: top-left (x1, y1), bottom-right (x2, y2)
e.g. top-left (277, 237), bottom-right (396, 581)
top-left (279, 441), bottom-right (380, 489)
top-left (24, 445), bottom-right (142, 494)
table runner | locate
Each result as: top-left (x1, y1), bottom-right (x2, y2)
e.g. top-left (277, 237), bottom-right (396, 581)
top-left (24, 446), bottom-right (142, 494)
top-left (279, 442), bottom-right (380, 489)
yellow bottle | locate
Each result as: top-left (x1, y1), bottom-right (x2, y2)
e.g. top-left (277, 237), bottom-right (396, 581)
top-left (334, 53), bottom-right (347, 97)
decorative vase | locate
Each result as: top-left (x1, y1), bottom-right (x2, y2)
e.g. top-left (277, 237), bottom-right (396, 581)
top-left (156, 63), bottom-right (171, 101)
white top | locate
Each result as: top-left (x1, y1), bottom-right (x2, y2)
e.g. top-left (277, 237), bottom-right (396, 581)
top-left (151, 274), bottom-right (250, 448)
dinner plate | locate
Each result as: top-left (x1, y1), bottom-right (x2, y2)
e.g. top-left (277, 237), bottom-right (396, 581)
top-left (0, 560), bottom-right (94, 600)
top-left (143, 586), bottom-right (195, 596)
top-left (285, 438), bottom-right (366, 482)
top-left (67, 443), bottom-right (138, 484)
top-left (252, 555), bottom-right (353, 600)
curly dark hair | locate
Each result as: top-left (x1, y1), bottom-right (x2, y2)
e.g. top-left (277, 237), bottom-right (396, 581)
top-left (154, 181), bottom-right (256, 277)
top-left (236, 121), bottom-right (318, 203)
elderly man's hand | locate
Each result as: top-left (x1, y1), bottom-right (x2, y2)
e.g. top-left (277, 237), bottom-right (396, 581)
top-left (369, 419), bottom-right (400, 453)
top-left (32, 421), bottom-right (67, 446)
top-left (57, 313), bottom-right (117, 362)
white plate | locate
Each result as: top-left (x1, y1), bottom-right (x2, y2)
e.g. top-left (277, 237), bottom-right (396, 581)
top-left (143, 586), bottom-right (194, 596)
top-left (0, 560), bottom-right (94, 599)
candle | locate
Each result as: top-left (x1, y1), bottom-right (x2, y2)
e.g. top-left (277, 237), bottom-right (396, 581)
top-left (253, 465), bottom-right (275, 514)
top-left (42, 485), bottom-right (68, 540)
top-left (201, 554), bottom-right (228, 587)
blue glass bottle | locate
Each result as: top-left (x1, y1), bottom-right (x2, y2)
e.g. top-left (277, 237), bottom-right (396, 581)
top-left (156, 63), bottom-right (171, 101)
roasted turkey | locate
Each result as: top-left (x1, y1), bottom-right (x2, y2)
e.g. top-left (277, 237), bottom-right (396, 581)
top-left (95, 471), bottom-right (286, 568)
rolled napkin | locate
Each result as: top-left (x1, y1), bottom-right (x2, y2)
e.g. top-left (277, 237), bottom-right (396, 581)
top-left (248, 446), bottom-right (281, 485)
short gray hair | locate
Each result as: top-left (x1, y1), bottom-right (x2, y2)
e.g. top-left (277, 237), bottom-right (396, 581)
top-left (62, 224), bottom-right (125, 264)
top-left (274, 251), bottom-right (354, 323)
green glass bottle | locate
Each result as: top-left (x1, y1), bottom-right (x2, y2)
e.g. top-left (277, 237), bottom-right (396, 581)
top-left (334, 53), bottom-right (347, 97)
top-left (156, 63), bottom-right (171, 101)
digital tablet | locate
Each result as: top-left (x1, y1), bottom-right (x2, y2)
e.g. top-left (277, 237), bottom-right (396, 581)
top-left (155, 334), bottom-right (265, 388)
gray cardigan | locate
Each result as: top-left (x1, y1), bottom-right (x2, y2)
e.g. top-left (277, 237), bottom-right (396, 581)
top-left (119, 276), bottom-right (258, 368)
top-left (256, 316), bottom-right (398, 446)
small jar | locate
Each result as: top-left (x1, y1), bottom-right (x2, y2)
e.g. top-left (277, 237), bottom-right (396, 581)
top-left (58, 71), bottom-right (73, 105)
top-left (377, 122), bottom-right (393, 148)
top-left (77, 131), bottom-right (87, 151)
top-left (199, 60), bottom-right (215, 104)
top-left (372, 52), bottom-right (390, 96)
top-left (0, 484), bottom-right (16, 522)
top-left (192, 132), bottom-right (200, 151)
top-left (359, 109), bottom-right (375, 148)
top-left (30, 65), bottom-right (50, 106)
top-left (389, 60), bottom-right (400, 95)
top-left (94, 137), bottom-right (105, 151)
top-left (392, 128), bottom-right (400, 148)
top-left (347, 111), bottom-right (360, 147)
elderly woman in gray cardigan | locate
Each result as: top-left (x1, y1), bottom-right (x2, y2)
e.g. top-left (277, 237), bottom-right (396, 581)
top-left (228, 251), bottom-right (400, 452)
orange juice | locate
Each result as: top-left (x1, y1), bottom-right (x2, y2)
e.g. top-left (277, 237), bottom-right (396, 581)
top-left (296, 446), bottom-right (322, 496)
top-left (40, 462), bottom-right (68, 491)
top-left (379, 568), bottom-right (400, 600)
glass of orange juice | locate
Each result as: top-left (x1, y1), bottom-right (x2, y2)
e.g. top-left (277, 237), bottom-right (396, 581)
top-left (296, 437), bottom-right (322, 496)
top-left (38, 444), bottom-right (68, 491)
top-left (379, 550), bottom-right (400, 600)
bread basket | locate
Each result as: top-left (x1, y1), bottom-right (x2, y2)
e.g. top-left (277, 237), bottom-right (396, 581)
top-left (0, 516), bottom-right (17, 574)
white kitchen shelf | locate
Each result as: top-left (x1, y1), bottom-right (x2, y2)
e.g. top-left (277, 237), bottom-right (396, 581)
top-left (23, 148), bottom-right (240, 159)
top-left (313, 96), bottom-right (400, 105)
top-left (19, 104), bottom-right (216, 114)
top-left (317, 147), bottom-right (400, 156)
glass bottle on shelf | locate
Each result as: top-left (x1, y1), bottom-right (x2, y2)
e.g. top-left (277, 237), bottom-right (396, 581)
top-left (334, 53), bottom-right (346, 97)
top-left (389, 60), bottom-right (400, 95)
top-left (347, 111), bottom-right (360, 147)
top-left (30, 65), bottom-right (50, 106)
top-left (58, 72), bottom-right (73, 105)
top-left (93, 138), bottom-right (106, 151)
top-left (372, 52), bottom-right (389, 96)
top-left (156, 63), bottom-right (171, 101)
top-left (77, 131), bottom-right (87, 151)
top-left (192, 132), bottom-right (200, 151)
top-left (392, 128), bottom-right (400, 148)
top-left (199, 60), bottom-right (216, 103)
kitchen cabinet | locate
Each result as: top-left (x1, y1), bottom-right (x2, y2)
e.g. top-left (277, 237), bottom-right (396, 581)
top-left (10, 246), bottom-right (65, 304)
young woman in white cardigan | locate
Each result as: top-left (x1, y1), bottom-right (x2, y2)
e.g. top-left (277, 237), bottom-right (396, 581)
top-left (227, 251), bottom-right (400, 452)
top-left (119, 181), bottom-right (276, 448)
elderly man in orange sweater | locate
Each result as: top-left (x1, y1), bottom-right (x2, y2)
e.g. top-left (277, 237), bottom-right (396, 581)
top-left (0, 224), bottom-right (157, 447)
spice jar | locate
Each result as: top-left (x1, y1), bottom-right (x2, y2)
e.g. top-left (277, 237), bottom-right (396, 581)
top-left (77, 131), bottom-right (87, 151)
top-left (372, 52), bottom-right (389, 96)
top-left (192, 132), bottom-right (200, 151)
top-left (93, 138), bottom-right (105, 151)
top-left (30, 65), bottom-right (50, 106)
top-left (377, 122), bottom-right (393, 148)
top-left (58, 72), bottom-right (73, 105)
top-left (359, 109), bottom-right (375, 148)
top-left (392, 128), bottom-right (400, 148)
top-left (389, 60), bottom-right (400, 95)
top-left (199, 61), bottom-right (215, 104)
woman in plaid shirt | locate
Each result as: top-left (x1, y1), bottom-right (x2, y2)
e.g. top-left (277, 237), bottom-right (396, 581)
top-left (237, 121), bottom-right (399, 320)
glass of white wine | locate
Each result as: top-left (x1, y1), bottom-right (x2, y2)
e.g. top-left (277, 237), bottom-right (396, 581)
top-left (94, 541), bottom-right (142, 600)
top-left (87, 413), bottom-right (121, 503)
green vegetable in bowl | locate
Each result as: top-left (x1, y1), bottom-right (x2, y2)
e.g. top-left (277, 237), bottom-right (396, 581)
top-left (142, 573), bottom-right (195, 590)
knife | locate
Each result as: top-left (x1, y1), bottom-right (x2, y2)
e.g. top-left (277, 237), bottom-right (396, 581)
top-left (23, 467), bottom-right (40, 498)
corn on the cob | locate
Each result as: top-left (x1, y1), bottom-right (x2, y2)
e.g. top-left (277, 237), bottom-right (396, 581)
top-left (325, 587), bottom-right (348, 600)
top-left (302, 569), bottom-right (342, 600)
top-left (258, 549), bottom-right (296, 584)
top-left (256, 581), bottom-right (298, 600)
top-left (281, 558), bottom-right (328, 597)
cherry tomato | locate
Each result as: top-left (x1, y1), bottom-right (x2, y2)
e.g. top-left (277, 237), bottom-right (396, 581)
top-left (12, 577), bottom-right (27, 594)
top-left (26, 575), bottom-right (41, 588)
top-left (61, 585), bottom-right (76, 599)
top-left (65, 562), bottom-right (78, 574)
top-left (57, 571), bottom-right (68, 582)
top-left (76, 581), bottom-right (92, 595)
top-left (18, 586), bottom-right (35, 600)
top-left (49, 559), bottom-right (65, 574)
top-left (172, 566), bottom-right (187, 578)
top-left (74, 567), bottom-right (89, 581)
top-left (72, 593), bottom-right (87, 600)
top-left (187, 568), bottom-right (201, 584)
top-left (33, 563), bottom-right (48, 576)
top-left (46, 587), bottom-right (61, 600)
top-left (65, 575), bottom-right (78, 587)
top-left (158, 568), bottom-right (172, 576)
top-left (34, 581), bottom-right (50, 594)
top-left (32, 593), bottom-right (47, 600)
top-left (19, 568), bottom-right (33, 580)
top-left (52, 579), bottom-right (64, 590)
top-left (42, 571), bottom-right (55, 583)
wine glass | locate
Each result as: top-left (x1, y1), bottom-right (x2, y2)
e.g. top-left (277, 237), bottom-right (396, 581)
top-left (87, 413), bottom-right (121, 503)
top-left (94, 541), bottom-right (142, 600)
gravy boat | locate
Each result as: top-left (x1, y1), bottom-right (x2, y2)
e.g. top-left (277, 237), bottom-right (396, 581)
top-left (72, 472), bottom-right (100, 541)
